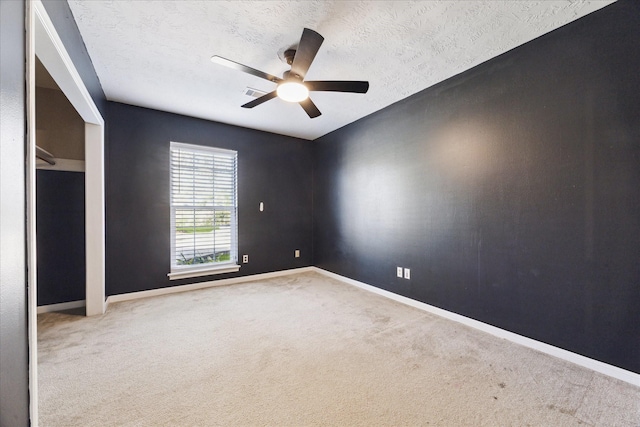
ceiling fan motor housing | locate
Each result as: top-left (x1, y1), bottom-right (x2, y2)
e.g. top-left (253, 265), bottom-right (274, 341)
top-left (282, 70), bottom-right (303, 81)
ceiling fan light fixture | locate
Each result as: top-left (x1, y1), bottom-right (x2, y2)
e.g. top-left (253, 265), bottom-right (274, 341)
top-left (212, 28), bottom-right (368, 118)
top-left (277, 81), bottom-right (309, 103)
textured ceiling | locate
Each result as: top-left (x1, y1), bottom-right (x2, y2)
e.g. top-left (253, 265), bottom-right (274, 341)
top-left (67, 1), bottom-right (614, 140)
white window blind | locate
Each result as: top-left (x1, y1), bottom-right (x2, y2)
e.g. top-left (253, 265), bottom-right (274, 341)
top-left (169, 142), bottom-right (238, 277)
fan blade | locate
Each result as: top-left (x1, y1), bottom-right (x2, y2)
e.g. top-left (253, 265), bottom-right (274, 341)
top-left (211, 56), bottom-right (282, 83)
top-left (299, 97), bottom-right (322, 118)
top-left (305, 80), bottom-right (369, 94)
top-left (241, 91), bottom-right (278, 108)
top-left (290, 28), bottom-right (324, 79)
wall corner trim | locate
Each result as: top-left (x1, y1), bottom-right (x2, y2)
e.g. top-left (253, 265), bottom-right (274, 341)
top-left (312, 268), bottom-right (640, 387)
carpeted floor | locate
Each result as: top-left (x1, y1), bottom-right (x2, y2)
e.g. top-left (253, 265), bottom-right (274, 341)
top-left (38, 272), bottom-right (639, 426)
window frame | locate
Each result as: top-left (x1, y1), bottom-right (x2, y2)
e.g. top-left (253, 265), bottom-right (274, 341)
top-left (168, 141), bottom-right (240, 280)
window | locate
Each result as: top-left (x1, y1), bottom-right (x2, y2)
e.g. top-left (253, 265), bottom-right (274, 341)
top-left (168, 142), bottom-right (239, 280)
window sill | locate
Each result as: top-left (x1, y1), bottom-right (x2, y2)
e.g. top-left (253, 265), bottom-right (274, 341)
top-left (168, 264), bottom-right (240, 280)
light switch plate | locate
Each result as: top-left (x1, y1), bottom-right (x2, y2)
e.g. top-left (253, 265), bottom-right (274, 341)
top-left (404, 268), bottom-right (410, 280)
top-left (397, 267), bottom-right (403, 278)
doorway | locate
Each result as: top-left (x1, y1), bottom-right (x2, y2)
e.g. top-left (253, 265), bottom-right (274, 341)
top-left (28, 1), bottom-right (106, 424)
top-left (35, 57), bottom-right (87, 312)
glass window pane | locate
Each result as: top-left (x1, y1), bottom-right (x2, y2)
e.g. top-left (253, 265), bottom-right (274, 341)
top-left (170, 143), bottom-right (237, 269)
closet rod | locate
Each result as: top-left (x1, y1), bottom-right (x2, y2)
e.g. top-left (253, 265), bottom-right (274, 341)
top-left (36, 145), bottom-right (56, 166)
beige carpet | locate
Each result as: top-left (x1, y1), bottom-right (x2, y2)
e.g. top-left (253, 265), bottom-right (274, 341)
top-left (38, 272), bottom-right (639, 426)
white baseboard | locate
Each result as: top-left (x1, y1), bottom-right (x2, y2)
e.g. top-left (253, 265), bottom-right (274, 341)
top-left (106, 267), bottom-right (315, 305)
top-left (97, 265), bottom-right (639, 387)
top-left (312, 267), bottom-right (640, 388)
top-left (37, 300), bottom-right (85, 314)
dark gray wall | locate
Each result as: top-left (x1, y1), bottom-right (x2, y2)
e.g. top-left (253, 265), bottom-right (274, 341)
top-left (0, 1), bottom-right (30, 425)
top-left (106, 102), bottom-right (313, 296)
top-left (313, 1), bottom-right (640, 374)
top-left (41, 0), bottom-right (107, 116)
top-left (37, 170), bottom-right (86, 306)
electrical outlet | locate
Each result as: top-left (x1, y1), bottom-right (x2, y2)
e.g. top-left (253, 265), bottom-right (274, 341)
top-left (295, 250), bottom-right (300, 258)
top-left (397, 267), bottom-right (403, 278)
top-left (404, 268), bottom-right (410, 280)
top-left (242, 254), bottom-right (248, 263)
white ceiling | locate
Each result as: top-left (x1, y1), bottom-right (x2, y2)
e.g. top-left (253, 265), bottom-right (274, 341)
top-left (67, 0), bottom-right (614, 140)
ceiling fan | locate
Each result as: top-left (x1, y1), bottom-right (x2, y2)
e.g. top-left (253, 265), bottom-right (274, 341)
top-left (211, 28), bottom-right (369, 119)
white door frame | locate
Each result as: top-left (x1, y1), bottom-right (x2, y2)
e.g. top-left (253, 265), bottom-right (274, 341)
top-left (28, 0), bottom-right (106, 423)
